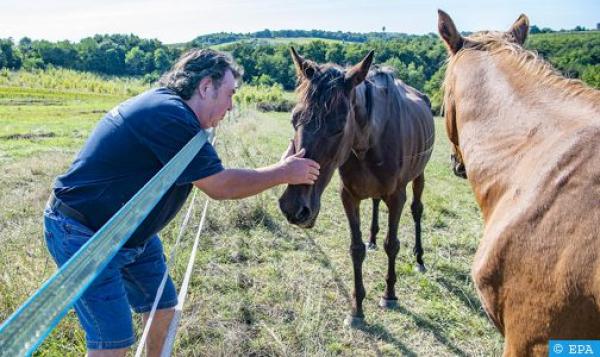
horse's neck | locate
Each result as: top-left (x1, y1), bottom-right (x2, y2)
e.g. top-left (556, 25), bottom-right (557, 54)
top-left (351, 82), bottom-right (387, 152)
top-left (457, 54), bottom-right (598, 221)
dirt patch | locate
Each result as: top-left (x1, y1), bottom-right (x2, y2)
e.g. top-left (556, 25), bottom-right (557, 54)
top-left (77, 109), bottom-right (108, 115)
top-left (0, 99), bottom-right (64, 106)
top-left (0, 132), bottom-right (56, 140)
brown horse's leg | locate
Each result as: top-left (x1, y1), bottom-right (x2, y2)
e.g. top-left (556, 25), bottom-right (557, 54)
top-left (341, 187), bottom-right (366, 327)
top-left (367, 198), bottom-right (381, 250)
top-left (380, 188), bottom-right (407, 308)
top-left (411, 174), bottom-right (426, 272)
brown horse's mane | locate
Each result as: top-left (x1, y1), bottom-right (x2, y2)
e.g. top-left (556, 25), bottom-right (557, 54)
top-left (444, 31), bottom-right (600, 110)
top-left (294, 64), bottom-right (348, 130)
top-left (294, 64), bottom-right (402, 131)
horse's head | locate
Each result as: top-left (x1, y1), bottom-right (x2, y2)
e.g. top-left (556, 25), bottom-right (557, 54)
top-left (278, 47), bottom-right (374, 228)
top-left (437, 9), bottom-right (530, 180)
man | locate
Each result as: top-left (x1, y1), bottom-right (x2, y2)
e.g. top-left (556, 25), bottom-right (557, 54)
top-left (43, 49), bottom-right (319, 357)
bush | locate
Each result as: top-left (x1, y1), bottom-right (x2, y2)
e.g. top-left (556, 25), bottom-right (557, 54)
top-left (581, 65), bottom-right (600, 89)
top-left (0, 68), bottom-right (148, 96)
top-left (234, 84), bottom-right (295, 112)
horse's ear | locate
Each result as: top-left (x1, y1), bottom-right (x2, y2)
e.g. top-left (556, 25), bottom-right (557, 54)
top-left (345, 50), bottom-right (374, 88)
top-left (290, 47), bottom-right (317, 80)
top-left (507, 14), bottom-right (529, 45)
top-left (437, 9), bottom-right (463, 54)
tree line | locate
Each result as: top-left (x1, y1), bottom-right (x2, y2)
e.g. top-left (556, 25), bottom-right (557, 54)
top-left (0, 29), bottom-right (598, 113)
top-left (190, 27), bottom-right (593, 47)
top-left (0, 34), bottom-right (179, 79)
top-left (189, 29), bottom-right (409, 47)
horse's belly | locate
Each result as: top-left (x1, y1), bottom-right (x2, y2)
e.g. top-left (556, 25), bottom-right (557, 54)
top-left (340, 167), bottom-right (397, 200)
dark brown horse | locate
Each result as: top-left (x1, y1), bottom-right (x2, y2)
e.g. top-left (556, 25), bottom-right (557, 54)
top-left (438, 10), bottom-right (600, 355)
top-left (278, 48), bottom-right (435, 326)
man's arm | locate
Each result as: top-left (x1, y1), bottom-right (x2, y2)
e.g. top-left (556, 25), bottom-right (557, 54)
top-left (193, 148), bottom-right (319, 200)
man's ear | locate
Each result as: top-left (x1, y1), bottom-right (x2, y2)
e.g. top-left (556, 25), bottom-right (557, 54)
top-left (197, 77), bottom-right (213, 99)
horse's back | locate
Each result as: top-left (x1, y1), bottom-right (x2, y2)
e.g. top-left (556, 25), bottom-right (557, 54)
top-left (391, 79), bottom-right (435, 182)
top-left (473, 123), bottom-right (600, 346)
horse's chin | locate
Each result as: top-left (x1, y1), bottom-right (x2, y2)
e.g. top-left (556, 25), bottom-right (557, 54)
top-left (297, 218), bottom-right (317, 229)
top-left (292, 210), bottom-right (319, 229)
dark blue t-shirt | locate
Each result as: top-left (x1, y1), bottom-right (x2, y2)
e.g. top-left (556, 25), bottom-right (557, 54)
top-left (54, 87), bottom-right (224, 247)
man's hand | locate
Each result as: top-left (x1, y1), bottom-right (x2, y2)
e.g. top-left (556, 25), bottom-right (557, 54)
top-left (279, 148), bottom-right (320, 185)
top-left (280, 139), bottom-right (295, 162)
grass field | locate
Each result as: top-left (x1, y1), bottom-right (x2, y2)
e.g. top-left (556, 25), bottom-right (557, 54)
top-left (0, 81), bottom-right (504, 356)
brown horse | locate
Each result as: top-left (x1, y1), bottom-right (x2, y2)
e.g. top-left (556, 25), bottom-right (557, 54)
top-left (438, 10), bottom-right (600, 356)
top-left (278, 48), bottom-right (435, 326)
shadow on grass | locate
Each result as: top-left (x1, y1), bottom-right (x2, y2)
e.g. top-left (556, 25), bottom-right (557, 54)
top-left (267, 208), bottom-right (475, 356)
top-left (435, 265), bottom-right (488, 319)
top-left (298, 230), bottom-right (418, 356)
top-left (355, 322), bottom-right (418, 356)
top-left (300, 230), bottom-right (352, 303)
top-left (395, 305), bottom-right (469, 357)
top-left (263, 191), bottom-right (454, 355)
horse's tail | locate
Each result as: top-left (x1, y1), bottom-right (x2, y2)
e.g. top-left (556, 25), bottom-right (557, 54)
top-left (421, 93), bottom-right (432, 110)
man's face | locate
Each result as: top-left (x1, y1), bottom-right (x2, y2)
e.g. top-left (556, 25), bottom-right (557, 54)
top-left (203, 69), bottom-right (236, 128)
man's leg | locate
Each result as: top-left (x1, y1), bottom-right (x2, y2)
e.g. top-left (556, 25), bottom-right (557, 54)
top-left (43, 209), bottom-right (141, 354)
top-left (88, 348), bottom-right (128, 357)
top-left (142, 308), bottom-right (175, 357)
top-left (122, 235), bottom-right (179, 357)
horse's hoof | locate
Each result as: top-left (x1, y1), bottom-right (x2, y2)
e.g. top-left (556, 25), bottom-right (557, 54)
top-left (366, 242), bottom-right (377, 251)
top-left (343, 314), bottom-right (365, 328)
top-left (415, 263), bottom-right (427, 273)
top-left (379, 297), bottom-right (399, 309)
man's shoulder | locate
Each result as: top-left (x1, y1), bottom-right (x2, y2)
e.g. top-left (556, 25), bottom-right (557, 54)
top-left (117, 87), bottom-right (192, 120)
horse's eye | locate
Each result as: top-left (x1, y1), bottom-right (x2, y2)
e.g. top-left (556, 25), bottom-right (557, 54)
top-left (328, 127), bottom-right (345, 138)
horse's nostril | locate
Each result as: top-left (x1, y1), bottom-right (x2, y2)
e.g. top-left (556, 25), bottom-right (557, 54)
top-left (295, 206), bottom-right (311, 222)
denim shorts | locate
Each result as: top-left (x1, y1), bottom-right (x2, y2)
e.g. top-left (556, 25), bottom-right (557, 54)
top-left (43, 206), bottom-right (178, 350)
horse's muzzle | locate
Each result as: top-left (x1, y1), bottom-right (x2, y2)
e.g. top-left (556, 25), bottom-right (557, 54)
top-left (278, 187), bottom-right (320, 228)
top-left (451, 154), bottom-right (467, 179)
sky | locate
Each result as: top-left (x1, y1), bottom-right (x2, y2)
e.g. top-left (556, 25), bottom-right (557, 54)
top-left (1, 0), bottom-right (598, 44)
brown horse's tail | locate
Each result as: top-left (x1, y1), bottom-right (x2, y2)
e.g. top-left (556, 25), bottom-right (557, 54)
top-left (411, 88), bottom-right (431, 110)
top-left (423, 94), bottom-right (432, 110)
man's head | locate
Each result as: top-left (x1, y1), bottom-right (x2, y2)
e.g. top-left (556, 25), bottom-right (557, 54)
top-left (159, 49), bottom-right (242, 128)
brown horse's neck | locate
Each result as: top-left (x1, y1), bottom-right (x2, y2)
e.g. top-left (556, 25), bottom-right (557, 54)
top-left (349, 80), bottom-right (389, 158)
top-left (348, 81), bottom-right (374, 159)
top-left (453, 51), bottom-right (599, 222)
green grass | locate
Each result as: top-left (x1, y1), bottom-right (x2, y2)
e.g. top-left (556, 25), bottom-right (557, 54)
top-left (0, 69), bottom-right (149, 161)
top-left (0, 84), bottom-right (503, 356)
top-left (0, 68), bottom-right (148, 96)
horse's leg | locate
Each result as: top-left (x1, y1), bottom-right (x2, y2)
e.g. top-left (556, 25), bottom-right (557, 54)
top-left (341, 187), bottom-right (366, 327)
top-left (367, 198), bottom-right (381, 251)
top-left (411, 174), bottom-right (426, 272)
top-left (379, 188), bottom-right (407, 309)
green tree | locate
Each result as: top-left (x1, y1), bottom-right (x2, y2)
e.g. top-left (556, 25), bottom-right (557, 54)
top-left (423, 65), bottom-right (446, 115)
top-left (125, 46), bottom-right (146, 75)
top-left (325, 43), bottom-right (345, 64)
top-left (153, 48), bottom-right (171, 73)
top-left (581, 65), bottom-right (600, 88)
top-left (0, 38), bottom-right (22, 69)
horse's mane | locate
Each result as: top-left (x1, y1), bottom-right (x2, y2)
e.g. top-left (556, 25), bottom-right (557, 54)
top-left (294, 64), bottom-right (348, 130)
top-left (295, 64), bottom-right (431, 143)
top-left (446, 31), bottom-right (600, 108)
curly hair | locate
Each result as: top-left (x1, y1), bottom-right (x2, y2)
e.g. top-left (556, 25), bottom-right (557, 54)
top-left (159, 48), bottom-right (242, 100)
